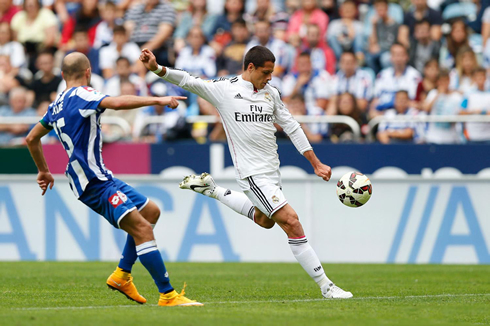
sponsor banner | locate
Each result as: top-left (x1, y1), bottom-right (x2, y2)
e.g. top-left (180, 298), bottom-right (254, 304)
top-left (0, 176), bottom-right (488, 264)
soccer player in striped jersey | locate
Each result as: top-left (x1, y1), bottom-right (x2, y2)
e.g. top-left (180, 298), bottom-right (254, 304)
top-left (140, 46), bottom-right (353, 299)
top-left (26, 52), bottom-right (202, 307)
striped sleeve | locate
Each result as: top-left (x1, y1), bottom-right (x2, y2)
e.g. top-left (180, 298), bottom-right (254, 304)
top-left (72, 87), bottom-right (109, 118)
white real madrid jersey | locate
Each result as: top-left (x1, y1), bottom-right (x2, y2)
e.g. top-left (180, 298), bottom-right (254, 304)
top-left (162, 69), bottom-right (303, 179)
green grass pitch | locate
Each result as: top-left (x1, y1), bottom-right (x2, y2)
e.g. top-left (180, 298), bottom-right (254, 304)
top-left (1, 262), bottom-right (489, 325)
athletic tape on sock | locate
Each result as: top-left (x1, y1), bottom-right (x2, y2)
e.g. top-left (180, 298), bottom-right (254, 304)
top-left (136, 240), bottom-right (158, 256)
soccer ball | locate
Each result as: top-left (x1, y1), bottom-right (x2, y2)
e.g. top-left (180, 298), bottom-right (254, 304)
top-left (336, 172), bottom-right (372, 208)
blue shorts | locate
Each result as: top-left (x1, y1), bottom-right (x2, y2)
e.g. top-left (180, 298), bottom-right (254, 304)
top-left (79, 178), bottom-right (149, 229)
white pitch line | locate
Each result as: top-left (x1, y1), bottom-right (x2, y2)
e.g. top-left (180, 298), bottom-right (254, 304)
top-left (12, 293), bottom-right (490, 311)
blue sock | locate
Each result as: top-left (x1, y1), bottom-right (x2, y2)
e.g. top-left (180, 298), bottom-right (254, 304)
top-left (136, 240), bottom-right (173, 293)
top-left (118, 234), bottom-right (137, 272)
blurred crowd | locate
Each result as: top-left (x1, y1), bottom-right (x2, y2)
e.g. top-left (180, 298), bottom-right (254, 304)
top-left (1, 0), bottom-right (490, 146)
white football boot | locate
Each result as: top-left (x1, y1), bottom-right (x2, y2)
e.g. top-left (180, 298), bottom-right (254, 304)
top-left (321, 283), bottom-right (353, 299)
top-left (179, 173), bottom-right (217, 198)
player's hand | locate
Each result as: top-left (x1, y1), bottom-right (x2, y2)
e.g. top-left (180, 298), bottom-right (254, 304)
top-left (159, 96), bottom-right (188, 109)
top-left (37, 171), bottom-right (54, 196)
top-left (139, 48), bottom-right (158, 71)
top-left (314, 163), bottom-right (332, 182)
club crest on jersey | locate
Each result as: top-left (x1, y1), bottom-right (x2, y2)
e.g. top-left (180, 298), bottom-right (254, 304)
top-left (272, 195), bottom-right (280, 203)
top-left (264, 92), bottom-right (272, 102)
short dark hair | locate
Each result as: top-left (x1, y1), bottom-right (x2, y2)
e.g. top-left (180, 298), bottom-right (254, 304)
top-left (396, 90), bottom-right (409, 97)
top-left (472, 66), bottom-right (487, 76)
top-left (415, 18), bottom-right (430, 27)
top-left (373, 0), bottom-right (388, 4)
top-left (73, 26), bottom-right (89, 35)
top-left (290, 94), bottom-right (305, 102)
top-left (298, 51), bottom-right (311, 58)
top-left (113, 25), bottom-right (126, 34)
top-left (116, 56), bottom-right (130, 65)
top-left (232, 18), bottom-right (247, 29)
top-left (438, 69), bottom-right (450, 79)
top-left (391, 42), bottom-right (408, 54)
top-left (341, 50), bottom-right (356, 59)
top-left (243, 46), bottom-right (275, 70)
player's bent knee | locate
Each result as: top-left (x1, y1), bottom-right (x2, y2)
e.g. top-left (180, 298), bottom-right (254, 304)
top-left (141, 201), bottom-right (160, 224)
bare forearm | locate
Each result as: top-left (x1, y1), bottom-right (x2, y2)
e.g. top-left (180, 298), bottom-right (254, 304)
top-left (27, 139), bottom-right (50, 172)
top-left (303, 149), bottom-right (322, 169)
top-left (102, 95), bottom-right (162, 110)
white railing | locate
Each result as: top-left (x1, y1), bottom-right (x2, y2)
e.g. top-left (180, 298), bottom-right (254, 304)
top-left (367, 115), bottom-right (490, 141)
top-left (135, 115), bottom-right (362, 140)
top-left (0, 116), bottom-right (132, 141)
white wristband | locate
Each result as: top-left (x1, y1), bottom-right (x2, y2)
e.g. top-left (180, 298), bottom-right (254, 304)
top-left (151, 65), bottom-right (163, 75)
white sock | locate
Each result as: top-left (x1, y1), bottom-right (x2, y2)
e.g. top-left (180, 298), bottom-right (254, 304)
top-left (288, 236), bottom-right (332, 288)
top-left (213, 186), bottom-right (255, 220)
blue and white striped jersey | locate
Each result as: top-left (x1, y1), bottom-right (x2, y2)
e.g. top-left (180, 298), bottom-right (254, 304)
top-left (40, 86), bottom-right (111, 198)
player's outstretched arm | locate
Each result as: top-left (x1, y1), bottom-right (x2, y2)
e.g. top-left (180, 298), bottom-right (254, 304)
top-left (139, 48), bottom-right (224, 106)
top-left (304, 150), bottom-right (332, 182)
top-left (26, 123), bottom-right (54, 195)
top-left (100, 95), bottom-right (187, 110)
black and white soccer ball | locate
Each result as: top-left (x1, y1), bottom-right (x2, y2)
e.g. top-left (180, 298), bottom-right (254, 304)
top-left (336, 172), bottom-right (372, 208)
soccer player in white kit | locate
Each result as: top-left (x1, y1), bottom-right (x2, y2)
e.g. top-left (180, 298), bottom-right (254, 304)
top-left (140, 46), bottom-right (353, 299)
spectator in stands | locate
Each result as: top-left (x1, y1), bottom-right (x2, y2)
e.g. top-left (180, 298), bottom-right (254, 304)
top-left (282, 51), bottom-right (331, 110)
top-left (173, 0), bottom-right (218, 53)
top-left (398, 0), bottom-right (443, 48)
top-left (286, 93), bottom-right (327, 143)
top-left (124, 0), bottom-right (176, 66)
top-left (459, 67), bottom-right (490, 143)
top-left (10, 0), bottom-right (58, 72)
top-left (467, 0), bottom-right (490, 34)
top-left (245, 20), bottom-right (293, 78)
top-left (210, 0), bottom-right (245, 55)
top-left (330, 92), bottom-right (364, 142)
top-left (409, 19), bottom-right (440, 73)
top-left (287, 0), bottom-right (329, 47)
top-left (67, 27), bottom-right (100, 75)
top-left (27, 50), bottom-right (61, 108)
top-left (244, 0), bottom-right (277, 24)
top-left (0, 0), bottom-right (20, 24)
top-left (328, 51), bottom-right (373, 114)
top-left (367, 0), bottom-right (399, 74)
top-left (301, 23), bottom-right (336, 75)
top-left (99, 25), bottom-right (141, 79)
top-left (93, 1), bottom-right (119, 49)
top-left (377, 90), bottom-right (423, 144)
top-left (415, 58), bottom-right (439, 105)
top-left (326, 0), bottom-right (363, 62)
top-left (104, 56), bottom-right (147, 97)
top-left (217, 19), bottom-right (249, 76)
top-left (372, 43), bottom-right (422, 117)
top-left (320, 0), bottom-right (339, 22)
top-left (439, 19), bottom-right (472, 70)
top-left (449, 47), bottom-right (478, 94)
top-left (103, 80), bottom-right (140, 141)
top-left (133, 81), bottom-right (189, 142)
top-left (176, 26), bottom-right (217, 78)
top-left (0, 87), bottom-right (36, 145)
top-left (0, 22), bottom-right (26, 72)
top-left (481, 5), bottom-right (490, 47)
top-left (60, 0), bottom-right (101, 51)
top-left (0, 55), bottom-right (26, 106)
top-left (423, 69), bottom-right (462, 144)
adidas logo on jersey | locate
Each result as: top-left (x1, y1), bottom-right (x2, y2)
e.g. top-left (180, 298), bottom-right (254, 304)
top-left (234, 93), bottom-right (243, 99)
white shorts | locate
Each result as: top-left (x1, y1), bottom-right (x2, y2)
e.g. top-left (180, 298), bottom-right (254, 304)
top-left (236, 170), bottom-right (288, 218)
